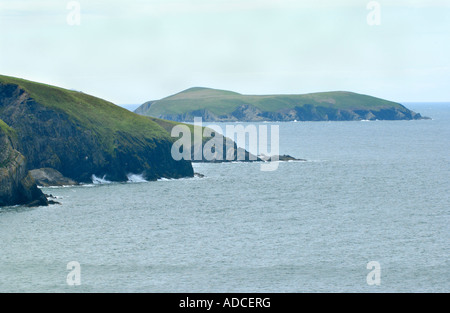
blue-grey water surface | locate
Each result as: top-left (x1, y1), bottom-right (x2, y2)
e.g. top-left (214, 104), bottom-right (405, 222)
top-left (0, 103), bottom-right (448, 292)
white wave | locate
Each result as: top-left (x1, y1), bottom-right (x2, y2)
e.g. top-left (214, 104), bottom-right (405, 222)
top-left (127, 173), bottom-right (148, 183)
top-left (44, 185), bottom-right (73, 189)
top-left (158, 176), bottom-right (204, 182)
top-left (80, 184), bottom-right (96, 188)
top-left (91, 175), bottom-right (112, 184)
top-left (306, 159), bottom-right (329, 163)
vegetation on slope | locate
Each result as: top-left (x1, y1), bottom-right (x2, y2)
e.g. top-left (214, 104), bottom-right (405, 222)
top-left (0, 118), bottom-right (15, 138)
top-left (0, 75), bottom-right (169, 153)
top-left (0, 75), bottom-right (193, 182)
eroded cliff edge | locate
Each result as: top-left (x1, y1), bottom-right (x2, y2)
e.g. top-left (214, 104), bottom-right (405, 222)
top-left (0, 120), bottom-right (48, 207)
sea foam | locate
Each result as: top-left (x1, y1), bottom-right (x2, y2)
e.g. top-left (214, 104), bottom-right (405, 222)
top-left (127, 173), bottom-right (148, 183)
top-left (91, 175), bottom-right (112, 184)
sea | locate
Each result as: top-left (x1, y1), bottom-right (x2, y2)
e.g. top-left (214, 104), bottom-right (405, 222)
top-left (0, 103), bottom-right (448, 293)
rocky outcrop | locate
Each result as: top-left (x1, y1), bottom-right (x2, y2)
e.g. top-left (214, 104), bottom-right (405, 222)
top-left (258, 154), bottom-right (307, 162)
top-left (190, 141), bottom-right (261, 163)
top-left (231, 104), bottom-right (265, 121)
top-left (154, 104), bottom-right (425, 122)
top-left (0, 121), bottom-right (48, 207)
top-left (29, 168), bottom-right (78, 187)
top-left (159, 109), bottom-right (222, 123)
top-left (146, 117), bottom-right (305, 163)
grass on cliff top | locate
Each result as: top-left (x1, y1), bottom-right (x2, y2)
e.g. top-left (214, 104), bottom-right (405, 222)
top-left (0, 75), bottom-right (171, 152)
top-left (0, 118), bottom-right (15, 137)
top-left (142, 87), bottom-right (405, 116)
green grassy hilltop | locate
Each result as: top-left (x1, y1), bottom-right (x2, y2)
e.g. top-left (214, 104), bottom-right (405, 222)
top-left (0, 75), bottom-right (169, 153)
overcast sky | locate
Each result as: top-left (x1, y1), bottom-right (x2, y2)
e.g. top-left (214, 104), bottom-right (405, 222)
top-left (0, 0), bottom-right (449, 105)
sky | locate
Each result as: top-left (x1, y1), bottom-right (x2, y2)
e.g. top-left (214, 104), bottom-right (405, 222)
top-left (0, 0), bottom-right (449, 105)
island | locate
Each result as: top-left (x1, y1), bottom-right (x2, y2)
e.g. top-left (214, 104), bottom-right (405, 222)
top-left (0, 74), bottom-right (194, 187)
top-left (135, 87), bottom-right (426, 122)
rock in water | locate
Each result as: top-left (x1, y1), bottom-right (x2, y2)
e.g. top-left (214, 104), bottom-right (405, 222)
top-left (258, 154), bottom-right (306, 162)
top-left (0, 120), bottom-right (48, 207)
top-left (29, 168), bottom-right (78, 187)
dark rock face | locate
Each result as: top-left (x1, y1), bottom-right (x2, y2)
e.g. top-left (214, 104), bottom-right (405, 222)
top-left (188, 136), bottom-right (261, 163)
top-left (151, 103), bottom-right (424, 122)
top-left (231, 104), bottom-right (265, 121)
top-left (0, 83), bottom-right (193, 183)
top-left (0, 124), bottom-right (48, 207)
top-left (29, 168), bottom-right (78, 187)
top-left (160, 109), bottom-right (221, 123)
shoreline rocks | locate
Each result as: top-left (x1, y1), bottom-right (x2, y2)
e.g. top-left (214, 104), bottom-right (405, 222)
top-left (30, 168), bottom-right (78, 187)
top-left (258, 154), bottom-right (307, 162)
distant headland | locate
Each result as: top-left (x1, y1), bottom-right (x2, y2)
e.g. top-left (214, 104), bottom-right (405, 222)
top-left (135, 87), bottom-right (428, 122)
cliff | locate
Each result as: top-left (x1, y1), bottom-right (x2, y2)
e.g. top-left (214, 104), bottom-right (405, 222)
top-left (0, 75), bottom-right (193, 183)
top-left (0, 119), bottom-right (48, 207)
top-left (147, 117), bottom-right (261, 162)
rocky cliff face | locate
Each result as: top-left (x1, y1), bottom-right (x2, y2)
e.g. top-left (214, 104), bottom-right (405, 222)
top-left (0, 121), bottom-right (48, 207)
top-left (156, 103), bottom-right (424, 122)
top-left (0, 80), bottom-right (193, 183)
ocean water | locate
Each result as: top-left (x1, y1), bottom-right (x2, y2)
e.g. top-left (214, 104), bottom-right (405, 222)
top-left (0, 103), bottom-right (448, 293)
